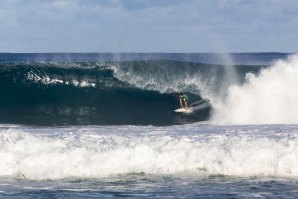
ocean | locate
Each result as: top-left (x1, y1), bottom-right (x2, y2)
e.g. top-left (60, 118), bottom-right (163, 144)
top-left (1, 52), bottom-right (298, 198)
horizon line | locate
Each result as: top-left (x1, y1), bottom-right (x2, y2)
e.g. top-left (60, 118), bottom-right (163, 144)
top-left (0, 52), bottom-right (293, 54)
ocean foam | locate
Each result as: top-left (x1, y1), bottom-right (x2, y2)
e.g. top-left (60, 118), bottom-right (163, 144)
top-left (26, 72), bottom-right (96, 88)
top-left (1, 125), bottom-right (298, 180)
top-left (212, 54), bottom-right (298, 124)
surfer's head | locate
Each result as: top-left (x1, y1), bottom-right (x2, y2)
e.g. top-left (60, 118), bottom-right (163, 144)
top-left (179, 93), bottom-right (183, 98)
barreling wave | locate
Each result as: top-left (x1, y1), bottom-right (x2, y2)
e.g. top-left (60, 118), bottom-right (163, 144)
top-left (0, 60), bottom-right (264, 125)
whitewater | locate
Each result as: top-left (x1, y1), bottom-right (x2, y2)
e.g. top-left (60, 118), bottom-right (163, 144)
top-left (2, 124), bottom-right (298, 180)
top-left (212, 54), bottom-right (298, 124)
top-left (1, 53), bottom-right (298, 198)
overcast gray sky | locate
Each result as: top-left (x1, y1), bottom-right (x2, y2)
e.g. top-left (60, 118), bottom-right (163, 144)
top-left (0, 0), bottom-right (298, 53)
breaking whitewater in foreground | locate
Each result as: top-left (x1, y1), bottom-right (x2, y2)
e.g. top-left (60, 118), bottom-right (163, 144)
top-left (1, 124), bottom-right (298, 198)
top-left (1, 53), bottom-right (298, 198)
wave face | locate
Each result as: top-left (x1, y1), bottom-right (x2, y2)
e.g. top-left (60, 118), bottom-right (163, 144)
top-left (0, 62), bottom-right (173, 125)
top-left (0, 59), bottom-right (263, 126)
top-left (1, 124), bottom-right (298, 180)
top-left (212, 54), bottom-right (298, 124)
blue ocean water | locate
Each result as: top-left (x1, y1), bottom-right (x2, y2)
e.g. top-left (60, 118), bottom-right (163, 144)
top-left (1, 53), bottom-right (298, 198)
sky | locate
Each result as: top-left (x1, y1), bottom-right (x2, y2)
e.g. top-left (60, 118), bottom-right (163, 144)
top-left (0, 0), bottom-right (298, 53)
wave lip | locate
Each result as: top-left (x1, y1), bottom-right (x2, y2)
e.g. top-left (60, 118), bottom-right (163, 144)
top-left (1, 125), bottom-right (298, 180)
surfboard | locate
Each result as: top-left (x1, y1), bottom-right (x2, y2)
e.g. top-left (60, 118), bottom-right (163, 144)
top-left (174, 108), bottom-right (193, 113)
top-left (190, 101), bottom-right (210, 111)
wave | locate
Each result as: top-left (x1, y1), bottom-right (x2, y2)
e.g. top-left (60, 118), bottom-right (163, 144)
top-left (0, 60), bottom-right (264, 126)
top-left (8, 54), bottom-right (298, 125)
top-left (1, 124), bottom-right (298, 180)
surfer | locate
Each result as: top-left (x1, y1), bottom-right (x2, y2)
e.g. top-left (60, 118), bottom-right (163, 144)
top-left (179, 93), bottom-right (188, 110)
